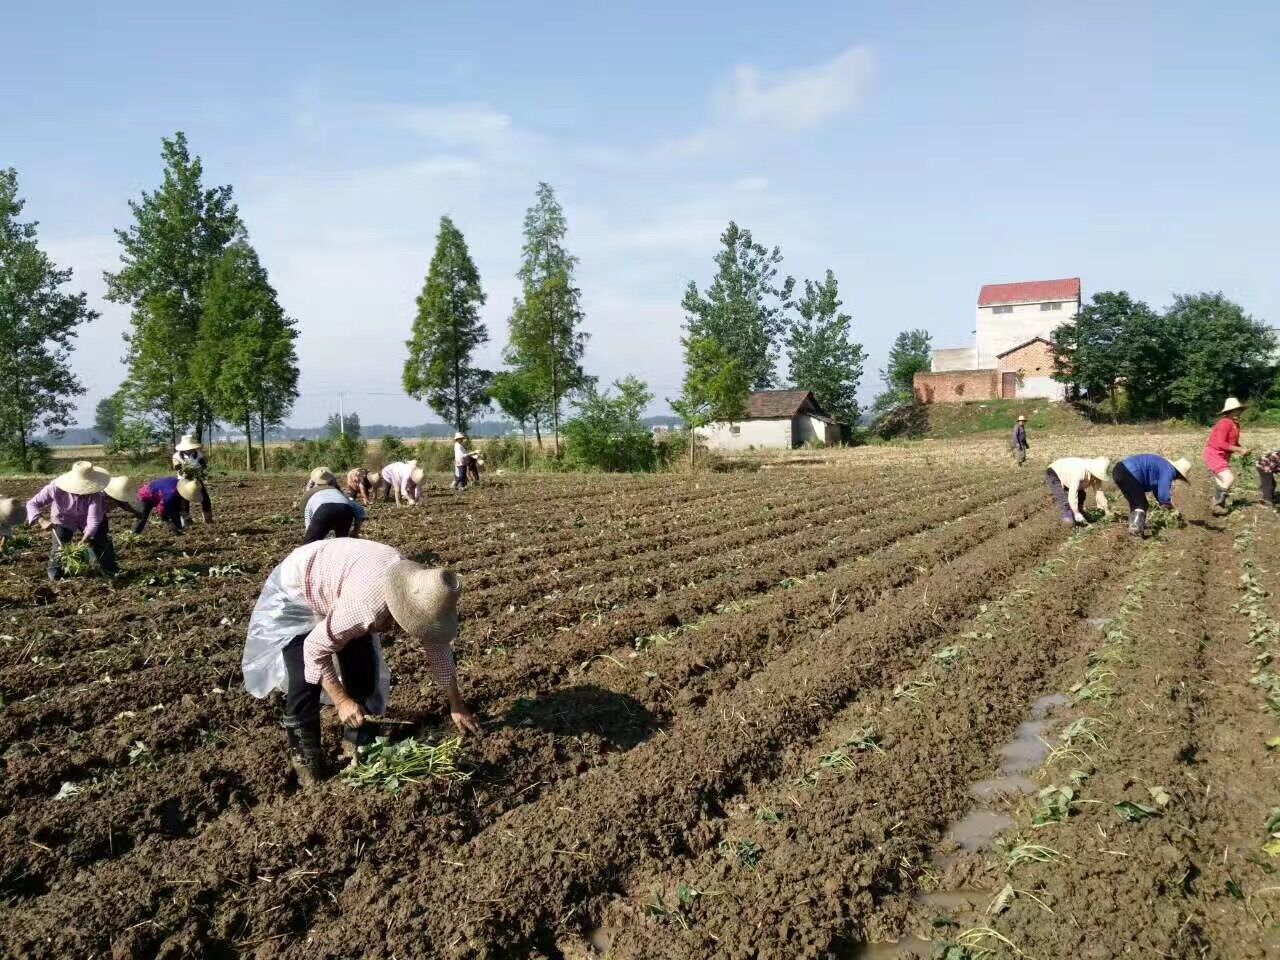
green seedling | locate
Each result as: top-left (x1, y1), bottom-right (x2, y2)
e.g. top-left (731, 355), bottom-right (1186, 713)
top-left (53, 781), bottom-right (83, 800)
top-left (1003, 840), bottom-right (1066, 867)
top-left (57, 543), bottom-right (98, 577)
top-left (845, 726), bottom-right (884, 753)
top-left (756, 807), bottom-right (784, 824)
top-left (937, 925), bottom-right (1023, 959)
top-left (1262, 809), bottom-right (1280, 857)
top-left (141, 567), bottom-right (199, 587)
top-left (932, 645), bottom-right (968, 667)
top-left (817, 749), bottom-right (856, 773)
top-left (1031, 785), bottom-right (1075, 826)
top-left (339, 735), bottom-right (469, 793)
top-left (205, 563), bottom-right (248, 578)
top-left (649, 883), bottom-right (700, 929)
top-left (1114, 800), bottom-right (1160, 823)
top-left (1059, 717), bottom-right (1107, 751)
top-left (128, 740), bottom-right (157, 770)
top-left (718, 837), bottom-right (763, 869)
top-left (893, 676), bottom-right (938, 704)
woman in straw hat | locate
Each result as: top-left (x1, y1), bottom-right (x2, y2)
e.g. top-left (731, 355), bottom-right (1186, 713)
top-left (1111, 455), bottom-right (1191, 537)
top-left (1256, 449), bottom-right (1280, 509)
top-left (452, 431), bottom-right (478, 489)
top-left (0, 496), bottom-right (21, 552)
top-left (25, 461), bottom-right (119, 579)
top-left (345, 466), bottom-right (383, 505)
top-left (1011, 415), bottom-right (1030, 466)
top-left (302, 469), bottom-right (366, 544)
top-left (241, 538), bottom-right (478, 784)
top-left (1045, 456), bottom-right (1111, 527)
top-left (381, 459), bottom-right (424, 506)
top-left (170, 434), bottom-right (215, 522)
top-left (1204, 397), bottom-right (1249, 514)
top-left (104, 475), bottom-right (143, 520)
top-left (303, 465), bottom-right (333, 492)
top-left (133, 475), bottom-right (204, 535)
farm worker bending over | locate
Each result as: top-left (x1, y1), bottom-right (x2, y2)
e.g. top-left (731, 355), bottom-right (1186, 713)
top-left (302, 469), bottom-right (366, 543)
top-left (1256, 450), bottom-right (1280, 509)
top-left (1045, 457), bottom-right (1110, 526)
top-left (171, 433), bottom-right (207, 474)
top-left (242, 538), bottom-right (479, 785)
top-left (25, 461), bottom-right (119, 579)
top-left (382, 459), bottom-right (424, 506)
top-left (134, 476), bottom-right (204, 535)
top-left (303, 465), bottom-right (333, 492)
top-left (1110, 455), bottom-right (1191, 537)
top-left (345, 466), bottom-right (383, 505)
top-left (1011, 415), bottom-right (1029, 466)
top-left (1204, 397), bottom-right (1249, 514)
top-left (0, 497), bottom-right (20, 551)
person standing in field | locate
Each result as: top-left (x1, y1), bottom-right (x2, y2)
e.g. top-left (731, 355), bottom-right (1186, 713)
top-left (133, 476), bottom-right (204, 534)
top-left (382, 459), bottom-right (424, 506)
top-left (1203, 397), bottom-right (1249, 514)
top-left (25, 461), bottom-right (119, 579)
top-left (452, 432), bottom-right (472, 490)
top-left (302, 469), bottom-right (366, 543)
top-left (1045, 456), bottom-right (1111, 526)
top-left (1011, 415), bottom-right (1030, 466)
top-left (1256, 449), bottom-right (1280, 509)
top-left (241, 537), bottom-right (480, 785)
top-left (1111, 455), bottom-right (1191, 537)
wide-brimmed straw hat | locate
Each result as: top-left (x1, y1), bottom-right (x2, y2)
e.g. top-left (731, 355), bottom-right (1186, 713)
top-left (309, 466), bottom-right (336, 486)
top-left (1171, 457), bottom-right (1192, 480)
top-left (1220, 397), bottom-right (1245, 415)
top-left (0, 496), bottom-right (18, 535)
top-left (54, 461), bottom-right (111, 496)
top-left (105, 475), bottom-right (142, 512)
top-left (453, 431), bottom-right (466, 441)
top-left (1016, 415), bottom-right (1027, 422)
top-left (1086, 457), bottom-right (1110, 482)
top-left (408, 461), bottom-right (425, 485)
top-left (385, 561), bottom-right (460, 642)
top-left (175, 434), bottom-right (201, 452)
top-left (177, 478), bottom-right (203, 503)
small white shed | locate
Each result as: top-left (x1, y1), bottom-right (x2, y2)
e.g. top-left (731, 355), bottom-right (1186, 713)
top-left (698, 390), bottom-right (843, 451)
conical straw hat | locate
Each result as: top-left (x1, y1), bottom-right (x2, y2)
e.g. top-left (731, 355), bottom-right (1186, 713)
top-left (1220, 397), bottom-right (1245, 414)
top-left (105, 475), bottom-right (142, 512)
top-left (175, 434), bottom-right (202, 452)
top-left (409, 462), bottom-right (425, 486)
top-left (53, 461), bottom-right (111, 495)
top-left (385, 562), bottom-right (460, 643)
top-left (1171, 457), bottom-right (1191, 479)
top-left (309, 466), bottom-right (336, 486)
top-left (1087, 457), bottom-right (1110, 482)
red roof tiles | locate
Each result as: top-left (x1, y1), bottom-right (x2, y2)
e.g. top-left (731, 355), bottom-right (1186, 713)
top-left (978, 277), bottom-right (1080, 307)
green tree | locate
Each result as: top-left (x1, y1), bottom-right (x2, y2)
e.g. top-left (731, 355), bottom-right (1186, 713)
top-left (325, 411), bottom-right (361, 438)
top-left (1051, 291), bottom-right (1163, 420)
top-left (872, 328), bottom-right (933, 414)
top-left (785, 269), bottom-right (864, 423)
top-left (195, 241), bottom-right (298, 470)
top-left (505, 182), bottom-right (589, 452)
top-left (682, 222), bottom-right (794, 390)
top-left (404, 216), bottom-right (490, 430)
top-left (0, 168), bottom-right (97, 467)
top-left (671, 336), bottom-right (751, 467)
top-left (563, 375), bottom-right (656, 472)
top-left (489, 369), bottom-right (539, 468)
top-left (93, 393), bottom-right (123, 440)
top-left (1163, 292), bottom-right (1276, 421)
top-left (105, 132), bottom-right (244, 444)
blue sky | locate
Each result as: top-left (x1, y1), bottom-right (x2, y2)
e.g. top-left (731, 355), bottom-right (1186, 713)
top-left (7, 1), bottom-right (1278, 427)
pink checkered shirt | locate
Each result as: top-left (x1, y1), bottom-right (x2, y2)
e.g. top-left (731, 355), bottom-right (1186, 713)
top-left (278, 538), bottom-right (457, 689)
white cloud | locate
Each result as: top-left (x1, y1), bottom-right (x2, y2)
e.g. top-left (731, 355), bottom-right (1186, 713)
top-left (725, 45), bottom-right (874, 131)
top-left (734, 175), bottom-right (769, 192)
top-left (378, 103), bottom-right (515, 149)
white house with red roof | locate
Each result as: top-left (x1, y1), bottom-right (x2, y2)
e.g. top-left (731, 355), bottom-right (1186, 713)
top-left (916, 277), bottom-right (1080, 404)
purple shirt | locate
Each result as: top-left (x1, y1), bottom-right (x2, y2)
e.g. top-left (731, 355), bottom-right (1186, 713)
top-left (25, 483), bottom-right (106, 537)
top-left (381, 461), bottom-right (419, 500)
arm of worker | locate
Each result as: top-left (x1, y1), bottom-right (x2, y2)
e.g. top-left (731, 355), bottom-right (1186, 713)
top-left (25, 484), bottom-right (53, 528)
top-left (80, 496), bottom-right (104, 543)
top-left (424, 640), bottom-right (480, 735)
top-left (1065, 478), bottom-right (1086, 523)
top-left (303, 613), bottom-right (369, 728)
top-left (1093, 486), bottom-right (1110, 516)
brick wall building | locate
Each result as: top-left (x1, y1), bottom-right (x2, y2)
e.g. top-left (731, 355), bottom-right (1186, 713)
top-left (915, 337), bottom-right (1063, 404)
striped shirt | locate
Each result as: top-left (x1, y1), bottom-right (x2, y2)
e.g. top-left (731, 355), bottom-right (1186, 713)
top-left (302, 487), bottom-right (366, 528)
top-left (381, 461), bottom-right (420, 501)
top-left (278, 538), bottom-right (457, 689)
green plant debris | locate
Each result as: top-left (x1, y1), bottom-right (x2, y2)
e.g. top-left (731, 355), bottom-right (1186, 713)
top-left (127, 740), bottom-right (156, 770)
top-left (1059, 717), bottom-right (1106, 750)
top-left (205, 563), bottom-right (248, 578)
top-left (649, 883), bottom-right (701, 929)
top-left (932, 645), bottom-right (968, 666)
top-left (893, 676), bottom-right (938, 703)
top-left (141, 567), bottom-right (200, 587)
top-left (1003, 840), bottom-right (1066, 867)
top-left (1031, 785), bottom-right (1075, 826)
top-left (718, 837), bottom-right (763, 869)
top-left (1114, 800), bottom-right (1160, 822)
top-left (756, 807), bottom-right (784, 824)
top-left (339, 735), bottom-right (469, 793)
top-left (57, 543), bottom-right (98, 577)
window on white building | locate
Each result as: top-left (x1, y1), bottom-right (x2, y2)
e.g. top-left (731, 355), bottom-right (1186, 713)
top-left (1040, 302), bottom-right (1062, 311)
top-left (730, 424), bottom-right (741, 436)
top-left (992, 305), bottom-right (1013, 314)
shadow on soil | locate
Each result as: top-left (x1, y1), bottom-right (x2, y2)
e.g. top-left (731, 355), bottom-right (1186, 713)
top-left (504, 685), bottom-right (660, 750)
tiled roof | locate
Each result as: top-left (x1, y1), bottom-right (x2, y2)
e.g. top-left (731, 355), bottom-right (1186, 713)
top-left (978, 277), bottom-right (1081, 306)
top-left (996, 336), bottom-right (1052, 358)
top-left (744, 390), bottom-right (820, 419)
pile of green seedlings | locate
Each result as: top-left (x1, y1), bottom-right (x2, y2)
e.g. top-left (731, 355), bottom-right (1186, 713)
top-left (339, 735), bottom-right (470, 793)
top-left (56, 542), bottom-right (99, 577)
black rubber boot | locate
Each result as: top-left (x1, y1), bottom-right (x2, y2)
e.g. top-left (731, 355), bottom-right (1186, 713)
top-left (283, 715), bottom-right (328, 787)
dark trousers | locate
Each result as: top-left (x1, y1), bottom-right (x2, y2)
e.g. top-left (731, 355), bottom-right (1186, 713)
top-left (452, 465), bottom-right (468, 490)
top-left (1260, 468), bottom-right (1277, 506)
top-left (49, 523), bottom-right (118, 580)
top-left (134, 501), bottom-right (190, 535)
top-left (1045, 469), bottom-right (1085, 522)
top-left (282, 632), bottom-right (378, 747)
top-left (1111, 462), bottom-right (1149, 513)
top-left (197, 483), bottom-right (213, 522)
top-left (303, 502), bottom-right (357, 544)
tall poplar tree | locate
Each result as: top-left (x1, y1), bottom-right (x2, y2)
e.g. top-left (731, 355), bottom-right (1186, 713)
top-left (403, 216), bottom-right (490, 430)
top-left (194, 241), bottom-right (298, 469)
top-left (505, 182), bottom-right (589, 452)
top-left (785, 269), bottom-right (864, 422)
top-left (0, 168), bottom-right (97, 466)
top-left (682, 222), bottom-right (794, 390)
top-left (105, 132), bottom-right (244, 444)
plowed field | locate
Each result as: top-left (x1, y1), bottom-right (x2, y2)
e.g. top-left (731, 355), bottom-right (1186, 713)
top-left (2, 457), bottom-right (1278, 959)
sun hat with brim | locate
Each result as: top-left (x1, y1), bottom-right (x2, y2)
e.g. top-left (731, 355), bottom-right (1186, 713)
top-left (175, 434), bottom-right (202, 452)
top-left (453, 432), bottom-right (466, 441)
top-left (309, 466), bottom-right (336, 486)
top-left (409, 463), bottom-right (425, 486)
top-left (177, 478), bottom-right (202, 503)
top-left (1016, 415), bottom-right (1027, 422)
top-left (1087, 457), bottom-right (1110, 482)
top-left (1220, 397), bottom-right (1245, 415)
top-left (1171, 457), bottom-right (1192, 480)
top-left (0, 497), bottom-right (18, 535)
top-left (54, 461), bottom-right (111, 496)
top-left (105, 476), bottom-right (142, 512)
top-left (385, 562), bottom-right (460, 643)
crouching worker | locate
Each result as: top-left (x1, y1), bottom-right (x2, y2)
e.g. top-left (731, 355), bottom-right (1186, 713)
top-left (25, 461), bottom-right (118, 579)
top-left (1257, 450), bottom-right (1280, 509)
top-left (382, 459), bottom-right (424, 506)
top-left (134, 476), bottom-right (204, 534)
top-left (345, 466), bottom-right (383, 505)
top-left (241, 538), bottom-right (480, 785)
top-left (303, 469), bottom-right (366, 543)
top-left (171, 434), bottom-right (214, 522)
top-left (0, 497), bottom-right (18, 551)
top-left (1046, 457), bottom-right (1110, 526)
top-left (1111, 455), bottom-right (1191, 536)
